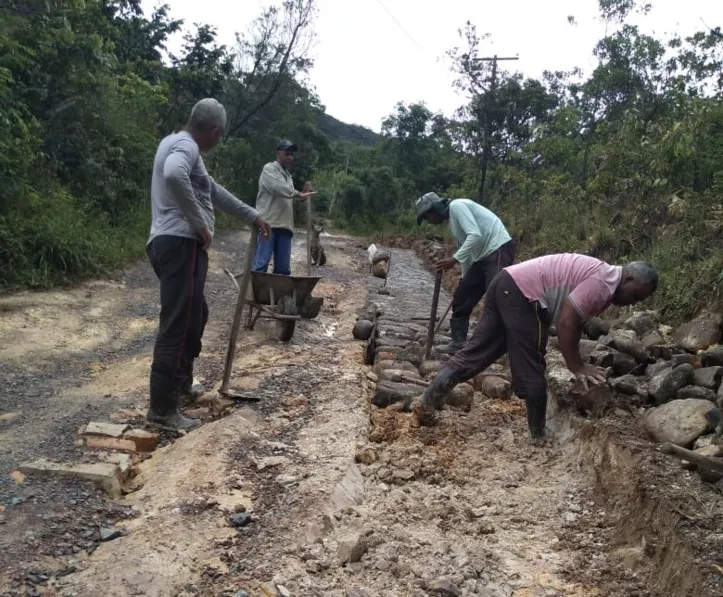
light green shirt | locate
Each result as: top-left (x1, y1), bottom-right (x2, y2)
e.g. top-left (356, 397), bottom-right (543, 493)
top-left (448, 199), bottom-right (511, 276)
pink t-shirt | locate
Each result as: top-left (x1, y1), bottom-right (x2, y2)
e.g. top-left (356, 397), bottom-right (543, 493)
top-left (505, 253), bottom-right (622, 323)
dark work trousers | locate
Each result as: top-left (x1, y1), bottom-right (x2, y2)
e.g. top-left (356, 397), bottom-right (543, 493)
top-left (445, 270), bottom-right (551, 433)
top-left (451, 240), bottom-right (516, 323)
top-left (147, 235), bottom-right (209, 407)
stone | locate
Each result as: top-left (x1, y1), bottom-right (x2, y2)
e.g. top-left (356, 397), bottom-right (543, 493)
top-left (446, 383), bottom-right (474, 411)
top-left (378, 369), bottom-right (422, 383)
top-left (474, 375), bottom-right (512, 399)
top-left (671, 353), bottom-right (695, 366)
top-left (104, 453), bottom-right (133, 479)
top-left (20, 459), bottom-right (122, 497)
top-left (352, 320), bottom-right (374, 340)
top-left (649, 344), bottom-right (676, 360)
top-left (83, 422), bottom-right (130, 438)
top-left (578, 339), bottom-right (602, 361)
top-left (9, 470), bottom-right (25, 485)
top-left (255, 456), bottom-right (290, 470)
top-left (612, 352), bottom-right (638, 376)
top-left (694, 435), bottom-right (714, 450)
top-left (611, 375), bottom-right (639, 395)
top-left (371, 381), bottom-right (421, 407)
top-left (693, 367), bottom-right (723, 390)
top-left (355, 447), bottom-right (378, 465)
top-left (83, 436), bottom-right (138, 452)
top-left (337, 533), bottom-right (368, 564)
top-left (377, 360), bottom-right (419, 374)
top-left (260, 583), bottom-right (281, 597)
top-left (605, 334), bottom-right (649, 364)
top-left (676, 386), bottom-right (717, 402)
top-left (624, 313), bottom-right (657, 336)
top-left (419, 360), bottom-right (443, 377)
top-left (642, 399), bottom-right (715, 446)
top-left (428, 578), bottom-right (462, 596)
top-left (346, 589), bottom-right (372, 597)
top-left (719, 383), bottom-right (723, 410)
top-left (328, 463), bottom-right (365, 512)
top-left (673, 312), bottom-right (723, 352)
top-left (99, 527), bottom-right (121, 542)
top-left (583, 317), bottom-right (612, 340)
top-left (0, 411), bottom-right (21, 424)
top-left (122, 429), bottom-right (159, 452)
top-left (695, 444), bottom-right (722, 458)
top-left (649, 364), bottom-right (694, 405)
top-left (276, 586), bottom-right (291, 597)
top-left (234, 592), bottom-right (250, 597)
top-left (701, 346), bottom-right (723, 367)
top-left (366, 372), bottom-right (378, 383)
top-left (640, 330), bottom-right (665, 349)
top-left (647, 360), bottom-right (672, 377)
top-left (372, 261), bottom-right (388, 279)
top-left (392, 469), bottom-right (415, 481)
top-left (230, 512), bottom-right (252, 528)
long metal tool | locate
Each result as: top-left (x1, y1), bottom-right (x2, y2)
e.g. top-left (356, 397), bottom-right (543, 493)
top-left (424, 271), bottom-right (442, 360)
top-left (220, 230), bottom-right (258, 397)
top-left (306, 195), bottom-right (312, 276)
top-left (434, 300), bottom-right (453, 335)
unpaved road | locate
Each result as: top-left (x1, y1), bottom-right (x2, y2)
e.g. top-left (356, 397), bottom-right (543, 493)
top-left (1, 231), bottom-right (721, 597)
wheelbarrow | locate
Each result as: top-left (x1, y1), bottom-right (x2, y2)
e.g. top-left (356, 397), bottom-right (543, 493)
top-left (223, 269), bottom-right (323, 341)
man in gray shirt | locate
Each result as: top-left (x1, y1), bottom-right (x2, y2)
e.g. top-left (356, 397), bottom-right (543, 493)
top-left (147, 98), bottom-right (270, 430)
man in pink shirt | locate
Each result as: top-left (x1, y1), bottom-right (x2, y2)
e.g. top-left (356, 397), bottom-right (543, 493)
top-left (409, 253), bottom-right (659, 440)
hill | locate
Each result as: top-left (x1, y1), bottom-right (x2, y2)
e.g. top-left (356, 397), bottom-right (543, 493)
top-left (317, 112), bottom-right (380, 146)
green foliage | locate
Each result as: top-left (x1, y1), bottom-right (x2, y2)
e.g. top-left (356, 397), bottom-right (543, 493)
top-left (1, 0), bottom-right (721, 325)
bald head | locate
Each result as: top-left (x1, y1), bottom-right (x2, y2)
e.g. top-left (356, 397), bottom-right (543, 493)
top-left (187, 98), bottom-right (227, 151)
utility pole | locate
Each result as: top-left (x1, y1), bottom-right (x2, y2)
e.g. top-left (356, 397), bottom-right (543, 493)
top-left (474, 54), bottom-right (518, 204)
top-left (328, 154), bottom-right (349, 216)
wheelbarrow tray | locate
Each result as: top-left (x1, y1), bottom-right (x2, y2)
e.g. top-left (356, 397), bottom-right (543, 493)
top-left (249, 272), bottom-right (322, 307)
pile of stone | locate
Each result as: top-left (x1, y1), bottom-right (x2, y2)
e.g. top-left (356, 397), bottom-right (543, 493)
top-left (352, 303), bottom-right (512, 413)
top-left (354, 294), bottom-right (723, 481)
top-left (550, 309), bottom-right (723, 482)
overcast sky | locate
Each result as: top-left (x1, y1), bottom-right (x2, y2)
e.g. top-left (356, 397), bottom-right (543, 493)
top-left (141, 0), bottom-right (721, 132)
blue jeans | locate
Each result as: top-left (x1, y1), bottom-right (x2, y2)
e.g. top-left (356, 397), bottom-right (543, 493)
top-left (252, 228), bottom-right (293, 275)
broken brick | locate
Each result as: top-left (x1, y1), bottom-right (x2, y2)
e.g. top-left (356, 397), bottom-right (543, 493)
top-left (122, 428), bottom-right (160, 452)
top-left (84, 436), bottom-right (138, 452)
top-left (20, 459), bottom-right (122, 497)
top-left (83, 422), bottom-right (130, 438)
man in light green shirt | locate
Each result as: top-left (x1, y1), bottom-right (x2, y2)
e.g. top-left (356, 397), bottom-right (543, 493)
top-left (416, 192), bottom-right (515, 353)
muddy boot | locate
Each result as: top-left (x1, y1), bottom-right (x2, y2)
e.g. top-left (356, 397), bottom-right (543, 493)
top-left (437, 317), bottom-right (469, 355)
top-left (525, 394), bottom-right (548, 441)
top-left (410, 369), bottom-right (461, 426)
top-left (179, 361), bottom-right (205, 400)
top-left (146, 370), bottom-right (201, 431)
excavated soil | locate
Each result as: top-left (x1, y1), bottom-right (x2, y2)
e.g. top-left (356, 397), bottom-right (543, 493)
top-left (0, 233), bottom-right (721, 597)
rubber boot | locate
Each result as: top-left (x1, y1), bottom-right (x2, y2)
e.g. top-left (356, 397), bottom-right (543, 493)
top-left (525, 394), bottom-right (548, 442)
top-left (179, 360), bottom-right (205, 400)
top-left (409, 369), bottom-right (461, 426)
top-left (437, 317), bottom-right (469, 355)
top-left (146, 370), bottom-right (201, 430)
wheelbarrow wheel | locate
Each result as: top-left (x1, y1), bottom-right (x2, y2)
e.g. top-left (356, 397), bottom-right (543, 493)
top-left (276, 295), bottom-right (297, 342)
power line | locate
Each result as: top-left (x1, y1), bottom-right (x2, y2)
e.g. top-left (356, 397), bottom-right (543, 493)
top-left (373, 0), bottom-right (424, 50)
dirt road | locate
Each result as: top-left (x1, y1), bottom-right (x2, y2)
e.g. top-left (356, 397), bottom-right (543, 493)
top-left (1, 231), bottom-right (721, 597)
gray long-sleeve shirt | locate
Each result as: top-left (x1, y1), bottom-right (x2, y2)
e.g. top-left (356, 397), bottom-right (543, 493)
top-left (148, 131), bottom-right (259, 247)
top-left (254, 161), bottom-right (302, 231)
